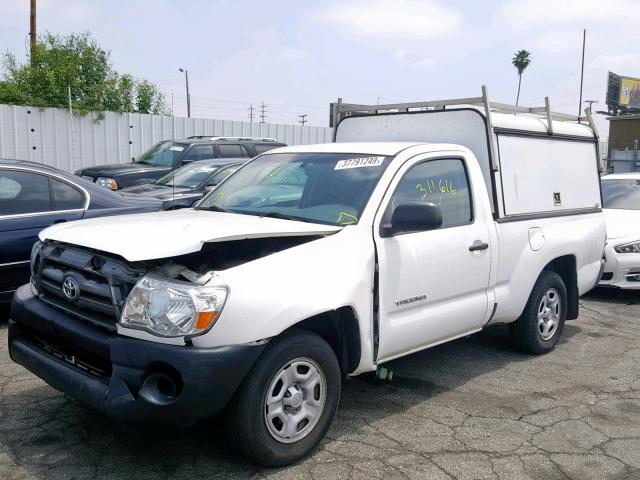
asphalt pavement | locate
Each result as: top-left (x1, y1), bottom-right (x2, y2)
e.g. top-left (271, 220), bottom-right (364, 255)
top-left (1, 288), bottom-right (639, 480)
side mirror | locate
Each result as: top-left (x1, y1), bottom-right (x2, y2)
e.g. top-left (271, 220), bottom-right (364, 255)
top-left (380, 201), bottom-right (443, 237)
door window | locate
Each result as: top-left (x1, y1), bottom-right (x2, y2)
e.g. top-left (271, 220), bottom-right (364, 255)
top-left (389, 158), bottom-right (473, 228)
top-left (51, 178), bottom-right (85, 210)
top-left (183, 145), bottom-right (215, 162)
top-left (218, 144), bottom-right (250, 158)
top-left (0, 170), bottom-right (51, 215)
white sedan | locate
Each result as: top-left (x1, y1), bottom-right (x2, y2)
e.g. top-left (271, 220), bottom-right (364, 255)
top-left (600, 173), bottom-right (640, 289)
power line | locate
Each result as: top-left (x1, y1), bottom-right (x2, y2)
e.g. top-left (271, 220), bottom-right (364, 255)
top-left (187, 95), bottom-right (327, 110)
top-left (520, 81), bottom-right (606, 107)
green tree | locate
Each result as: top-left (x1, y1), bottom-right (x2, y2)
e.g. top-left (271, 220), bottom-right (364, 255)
top-left (512, 49), bottom-right (532, 107)
top-left (0, 32), bottom-right (168, 114)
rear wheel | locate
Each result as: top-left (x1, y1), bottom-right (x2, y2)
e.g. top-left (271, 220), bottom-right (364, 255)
top-left (226, 329), bottom-right (341, 467)
top-left (510, 271), bottom-right (567, 354)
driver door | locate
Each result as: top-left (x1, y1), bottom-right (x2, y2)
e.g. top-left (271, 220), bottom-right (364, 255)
top-left (374, 154), bottom-right (492, 362)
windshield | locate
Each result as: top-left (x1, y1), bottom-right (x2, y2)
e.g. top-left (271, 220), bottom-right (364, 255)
top-left (156, 162), bottom-right (220, 188)
top-left (135, 142), bottom-right (186, 167)
top-left (602, 178), bottom-right (640, 210)
top-left (197, 152), bottom-right (392, 225)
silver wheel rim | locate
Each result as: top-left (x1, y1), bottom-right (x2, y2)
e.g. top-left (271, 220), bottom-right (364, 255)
top-left (537, 287), bottom-right (561, 341)
top-left (264, 357), bottom-right (327, 444)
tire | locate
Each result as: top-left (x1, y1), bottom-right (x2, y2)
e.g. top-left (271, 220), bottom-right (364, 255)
top-left (510, 271), bottom-right (567, 354)
top-left (225, 329), bottom-right (341, 467)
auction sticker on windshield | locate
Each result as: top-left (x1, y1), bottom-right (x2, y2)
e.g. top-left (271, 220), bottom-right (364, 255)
top-left (335, 156), bottom-right (384, 170)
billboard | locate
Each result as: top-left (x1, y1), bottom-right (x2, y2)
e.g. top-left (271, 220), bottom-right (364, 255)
top-left (607, 72), bottom-right (640, 112)
top-left (619, 76), bottom-right (640, 107)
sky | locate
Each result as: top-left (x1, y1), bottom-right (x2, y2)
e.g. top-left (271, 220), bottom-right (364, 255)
top-left (1, 0), bottom-right (639, 136)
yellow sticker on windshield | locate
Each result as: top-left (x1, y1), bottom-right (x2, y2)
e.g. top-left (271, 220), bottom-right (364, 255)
top-left (337, 211), bottom-right (358, 225)
top-left (210, 192), bottom-right (224, 204)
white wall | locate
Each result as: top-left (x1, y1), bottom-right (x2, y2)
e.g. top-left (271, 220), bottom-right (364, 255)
top-left (0, 104), bottom-right (333, 173)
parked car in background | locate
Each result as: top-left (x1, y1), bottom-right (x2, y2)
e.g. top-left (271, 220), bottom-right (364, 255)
top-left (119, 158), bottom-right (243, 210)
top-left (75, 137), bottom-right (286, 190)
top-left (599, 173), bottom-right (640, 289)
top-left (0, 159), bottom-right (162, 311)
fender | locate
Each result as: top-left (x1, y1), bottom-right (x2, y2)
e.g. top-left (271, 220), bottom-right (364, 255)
top-left (190, 226), bottom-right (378, 373)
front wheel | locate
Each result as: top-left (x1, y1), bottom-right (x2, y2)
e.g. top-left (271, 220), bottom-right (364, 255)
top-left (225, 329), bottom-right (341, 467)
top-left (510, 271), bottom-right (567, 354)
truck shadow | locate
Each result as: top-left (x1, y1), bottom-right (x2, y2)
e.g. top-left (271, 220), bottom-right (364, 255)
top-left (0, 325), bottom-right (554, 478)
top-left (0, 287), bottom-right (631, 477)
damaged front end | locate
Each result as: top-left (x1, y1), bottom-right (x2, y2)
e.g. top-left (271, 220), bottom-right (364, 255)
top-left (29, 234), bottom-right (328, 332)
top-left (145, 234), bottom-right (325, 283)
top-left (10, 233), bottom-right (329, 426)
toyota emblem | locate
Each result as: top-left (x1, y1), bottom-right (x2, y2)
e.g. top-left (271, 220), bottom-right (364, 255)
top-left (62, 276), bottom-right (80, 302)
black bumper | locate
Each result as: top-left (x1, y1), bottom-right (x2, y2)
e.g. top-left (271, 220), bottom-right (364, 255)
top-left (9, 284), bottom-right (267, 426)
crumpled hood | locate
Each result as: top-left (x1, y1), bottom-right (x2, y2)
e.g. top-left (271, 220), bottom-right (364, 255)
top-left (604, 209), bottom-right (640, 241)
top-left (39, 209), bottom-right (341, 262)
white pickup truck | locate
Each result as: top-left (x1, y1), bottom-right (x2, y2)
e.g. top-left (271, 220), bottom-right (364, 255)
top-left (9, 89), bottom-right (605, 466)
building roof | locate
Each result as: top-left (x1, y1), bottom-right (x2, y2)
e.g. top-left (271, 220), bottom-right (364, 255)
top-left (608, 114), bottom-right (640, 121)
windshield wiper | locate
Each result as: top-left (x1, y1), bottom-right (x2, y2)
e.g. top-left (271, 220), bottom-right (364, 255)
top-left (259, 211), bottom-right (311, 223)
top-left (199, 205), bottom-right (229, 213)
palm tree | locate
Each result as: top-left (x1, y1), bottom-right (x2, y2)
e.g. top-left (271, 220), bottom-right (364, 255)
top-left (512, 49), bottom-right (531, 107)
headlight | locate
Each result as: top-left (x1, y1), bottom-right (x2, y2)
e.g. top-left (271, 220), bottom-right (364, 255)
top-left (120, 276), bottom-right (228, 338)
top-left (96, 177), bottom-right (118, 190)
top-left (614, 241), bottom-right (640, 254)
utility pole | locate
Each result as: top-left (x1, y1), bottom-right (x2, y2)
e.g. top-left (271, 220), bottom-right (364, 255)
top-left (298, 114), bottom-right (307, 126)
top-left (29, 0), bottom-right (36, 66)
top-left (260, 102), bottom-right (267, 123)
top-left (578, 29), bottom-right (586, 120)
top-left (178, 68), bottom-right (191, 118)
top-left (584, 99), bottom-right (598, 113)
top-left (248, 104), bottom-right (255, 123)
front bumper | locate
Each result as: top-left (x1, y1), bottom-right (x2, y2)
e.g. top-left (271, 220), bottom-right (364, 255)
top-left (599, 245), bottom-right (640, 290)
top-left (9, 284), bottom-right (266, 426)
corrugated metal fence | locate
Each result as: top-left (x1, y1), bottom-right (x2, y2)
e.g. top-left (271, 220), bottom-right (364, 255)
top-left (0, 104), bottom-right (333, 173)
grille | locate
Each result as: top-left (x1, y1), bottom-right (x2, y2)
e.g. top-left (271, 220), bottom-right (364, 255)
top-left (601, 272), bottom-right (613, 281)
top-left (35, 336), bottom-right (111, 378)
top-left (33, 243), bottom-right (143, 331)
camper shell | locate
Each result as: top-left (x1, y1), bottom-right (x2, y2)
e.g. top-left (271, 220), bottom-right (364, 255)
top-left (332, 86), bottom-right (602, 220)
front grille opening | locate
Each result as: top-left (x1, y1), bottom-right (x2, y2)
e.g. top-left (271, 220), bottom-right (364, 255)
top-left (34, 336), bottom-right (112, 379)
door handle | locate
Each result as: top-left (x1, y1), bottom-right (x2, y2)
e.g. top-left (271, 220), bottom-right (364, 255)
top-left (53, 219), bottom-right (67, 224)
top-left (469, 240), bottom-right (489, 252)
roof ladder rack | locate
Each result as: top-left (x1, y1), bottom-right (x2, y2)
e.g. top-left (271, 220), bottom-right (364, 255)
top-left (332, 85), bottom-right (598, 142)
